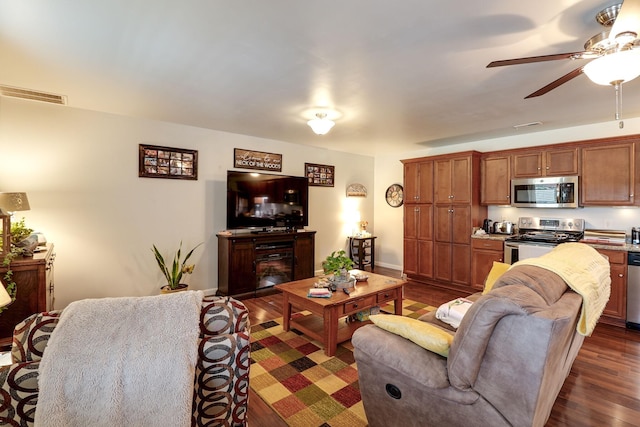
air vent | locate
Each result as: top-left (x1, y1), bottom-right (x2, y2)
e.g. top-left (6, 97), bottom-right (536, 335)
top-left (0, 85), bottom-right (67, 105)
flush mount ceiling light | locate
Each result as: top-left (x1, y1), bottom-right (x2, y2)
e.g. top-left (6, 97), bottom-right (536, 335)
top-left (307, 113), bottom-right (335, 135)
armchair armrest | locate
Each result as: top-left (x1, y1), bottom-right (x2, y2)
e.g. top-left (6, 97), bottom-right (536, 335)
top-left (200, 296), bottom-right (250, 336)
top-left (194, 296), bottom-right (250, 426)
top-left (11, 311), bottom-right (62, 364)
top-left (0, 361), bottom-right (41, 424)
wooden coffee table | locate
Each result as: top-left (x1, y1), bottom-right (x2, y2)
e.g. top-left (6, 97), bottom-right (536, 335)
top-left (275, 271), bottom-right (406, 356)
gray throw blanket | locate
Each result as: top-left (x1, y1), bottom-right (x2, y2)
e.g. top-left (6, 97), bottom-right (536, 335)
top-left (34, 291), bottom-right (204, 427)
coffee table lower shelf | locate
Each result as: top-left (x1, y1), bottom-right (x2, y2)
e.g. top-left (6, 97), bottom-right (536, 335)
top-left (289, 313), bottom-right (371, 347)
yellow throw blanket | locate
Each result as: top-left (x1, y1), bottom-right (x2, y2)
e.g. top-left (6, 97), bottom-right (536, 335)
top-left (514, 243), bottom-right (611, 336)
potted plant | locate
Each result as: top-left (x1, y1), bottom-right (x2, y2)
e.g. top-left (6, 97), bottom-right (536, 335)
top-left (322, 249), bottom-right (355, 287)
top-left (152, 241), bottom-right (203, 293)
top-left (1, 218), bottom-right (35, 312)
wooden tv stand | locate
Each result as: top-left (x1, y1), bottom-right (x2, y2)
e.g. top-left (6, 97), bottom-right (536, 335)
top-left (217, 230), bottom-right (315, 298)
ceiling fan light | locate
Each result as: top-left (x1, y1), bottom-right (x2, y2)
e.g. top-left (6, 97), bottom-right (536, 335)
top-left (584, 49), bottom-right (640, 85)
top-left (307, 113), bottom-right (335, 135)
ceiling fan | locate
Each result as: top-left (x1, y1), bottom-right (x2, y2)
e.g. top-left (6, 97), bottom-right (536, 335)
top-left (487, 0), bottom-right (640, 100)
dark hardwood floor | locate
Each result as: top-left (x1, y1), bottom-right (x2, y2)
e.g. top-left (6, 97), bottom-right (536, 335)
top-left (241, 267), bottom-right (640, 426)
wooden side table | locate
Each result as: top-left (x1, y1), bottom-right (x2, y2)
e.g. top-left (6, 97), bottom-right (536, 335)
top-left (349, 236), bottom-right (376, 271)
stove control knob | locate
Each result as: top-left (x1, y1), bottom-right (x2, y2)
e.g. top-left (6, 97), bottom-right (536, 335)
top-left (567, 221), bottom-right (573, 228)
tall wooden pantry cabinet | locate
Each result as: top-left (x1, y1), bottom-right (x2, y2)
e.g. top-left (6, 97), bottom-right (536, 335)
top-left (403, 152), bottom-right (486, 291)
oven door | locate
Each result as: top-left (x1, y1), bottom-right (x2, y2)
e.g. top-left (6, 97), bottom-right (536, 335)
top-left (504, 241), bottom-right (556, 265)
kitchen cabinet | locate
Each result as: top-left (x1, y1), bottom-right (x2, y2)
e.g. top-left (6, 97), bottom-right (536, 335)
top-left (434, 205), bottom-right (472, 284)
top-left (403, 159), bottom-right (434, 280)
top-left (435, 156), bottom-right (472, 204)
top-left (402, 151), bottom-right (485, 290)
top-left (0, 244), bottom-right (55, 348)
top-left (512, 147), bottom-right (578, 178)
top-left (471, 239), bottom-right (504, 291)
top-left (581, 142), bottom-right (635, 206)
top-left (217, 231), bottom-right (315, 297)
top-left (403, 192), bottom-right (434, 279)
top-left (404, 160), bottom-right (433, 204)
top-left (597, 249), bottom-right (626, 325)
top-left (481, 154), bottom-right (511, 205)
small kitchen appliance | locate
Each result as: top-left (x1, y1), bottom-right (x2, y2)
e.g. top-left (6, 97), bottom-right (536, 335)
top-left (492, 221), bottom-right (514, 235)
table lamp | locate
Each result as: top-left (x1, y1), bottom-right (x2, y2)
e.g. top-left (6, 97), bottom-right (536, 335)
top-left (0, 192), bottom-right (31, 255)
top-left (0, 277), bottom-right (12, 308)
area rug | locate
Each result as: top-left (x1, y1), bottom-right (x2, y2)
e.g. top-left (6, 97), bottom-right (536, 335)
top-left (249, 299), bottom-right (435, 427)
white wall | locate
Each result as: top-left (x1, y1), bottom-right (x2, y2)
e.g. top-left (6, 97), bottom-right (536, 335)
top-left (4, 95), bottom-right (640, 309)
top-left (0, 97), bottom-right (374, 309)
top-left (373, 117), bottom-right (640, 271)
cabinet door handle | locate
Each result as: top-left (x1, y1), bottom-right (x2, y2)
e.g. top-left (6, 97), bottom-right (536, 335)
top-left (619, 273), bottom-right (624, 278)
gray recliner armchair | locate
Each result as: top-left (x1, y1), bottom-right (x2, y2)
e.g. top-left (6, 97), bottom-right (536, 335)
top-left (352, 263), bottom-right (600, 427)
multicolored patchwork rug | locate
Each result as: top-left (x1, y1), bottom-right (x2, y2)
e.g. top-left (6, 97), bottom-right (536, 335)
top-left (249, 299), bottom-right (435, 427)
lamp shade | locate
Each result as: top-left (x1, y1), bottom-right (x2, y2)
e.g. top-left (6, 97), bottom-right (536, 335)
top-left (307, 113), bottom-right (335, 135)
top-left (0, 192), bottom-right (30, 212)
top-left (583, 50), bottom-right (640, 85)
top-left (0, 278), bottom-right (12, 308)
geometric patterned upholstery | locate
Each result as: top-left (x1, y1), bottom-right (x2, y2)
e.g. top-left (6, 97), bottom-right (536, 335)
top-left (0, 296), bottom-right (250, 427)
top-left (194, 296), bottom-right (250, 426)
top-left (11, 311), bottom-right (62, 364)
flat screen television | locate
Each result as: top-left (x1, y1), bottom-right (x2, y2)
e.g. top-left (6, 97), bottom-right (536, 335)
top-left (226, 170), bottom-right (309, 230)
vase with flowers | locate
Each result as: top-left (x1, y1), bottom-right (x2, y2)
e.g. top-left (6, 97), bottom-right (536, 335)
top-left (152, 241), bottom-right (203, 293)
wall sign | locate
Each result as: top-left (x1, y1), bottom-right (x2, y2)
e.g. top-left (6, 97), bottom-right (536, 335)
top-left (305, 163), bottom-right (335, 187)
top-left (234, 149), bottom-right (282, 172)
top-left (139, 144), bottom-right (198, 180)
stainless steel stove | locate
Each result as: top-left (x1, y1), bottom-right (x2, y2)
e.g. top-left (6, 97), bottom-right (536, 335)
top-left (504, 217), bottom-right (585, 264)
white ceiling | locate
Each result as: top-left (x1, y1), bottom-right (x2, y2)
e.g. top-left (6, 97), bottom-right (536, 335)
top-left (1, 0), bottom-right (638, 155)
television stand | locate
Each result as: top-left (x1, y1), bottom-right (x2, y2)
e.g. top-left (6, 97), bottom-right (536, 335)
top-left (217, 230), bottom-right (316, 297)
top-left (250, 228), bottom-right (274, 234)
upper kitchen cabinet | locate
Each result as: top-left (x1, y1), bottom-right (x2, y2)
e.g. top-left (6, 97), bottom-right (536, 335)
top-left (512, 147), bottom-right (578, 178)
top-left (481, 154), bottom-right (511, 205)
top-left (403, 160), bottom-right (433, 204)
top-left (435, 155), bottom-right (473, 204)
top-left (581, 142), bottom-right (635, 206)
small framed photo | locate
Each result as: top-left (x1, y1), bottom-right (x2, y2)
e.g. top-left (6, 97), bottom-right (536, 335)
top-left (139, 144), bottom-right (198, 180)
top-left (305, 163), bottom-right (335, 187)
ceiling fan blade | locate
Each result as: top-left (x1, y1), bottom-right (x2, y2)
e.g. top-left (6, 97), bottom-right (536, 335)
top-left (610, 0), bottom-right (640, 41)
top-left (524, 66), bottom-right (585, 98)
top-left (487, 52), bottom-right (586, 67)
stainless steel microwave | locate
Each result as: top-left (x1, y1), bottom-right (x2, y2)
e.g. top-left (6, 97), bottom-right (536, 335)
top-left (511, 176), bottom-right (579, 208)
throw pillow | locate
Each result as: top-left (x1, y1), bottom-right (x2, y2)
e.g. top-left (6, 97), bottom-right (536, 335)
top-left (483, 261), bottom-right (510, 295)
top-left (369, 314), bottom-right (453, 357)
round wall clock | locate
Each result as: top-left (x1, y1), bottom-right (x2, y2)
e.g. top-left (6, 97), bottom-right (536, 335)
top-left (385, 184), bottom-right (404, 207)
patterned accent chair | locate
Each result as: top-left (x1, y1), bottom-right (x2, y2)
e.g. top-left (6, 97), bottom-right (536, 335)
top-left (0, 295), bottom-right (250, 427)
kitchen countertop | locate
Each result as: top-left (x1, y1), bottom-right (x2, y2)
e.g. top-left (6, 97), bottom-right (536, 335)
top-left (472, 233), bottom-right (640, 253)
